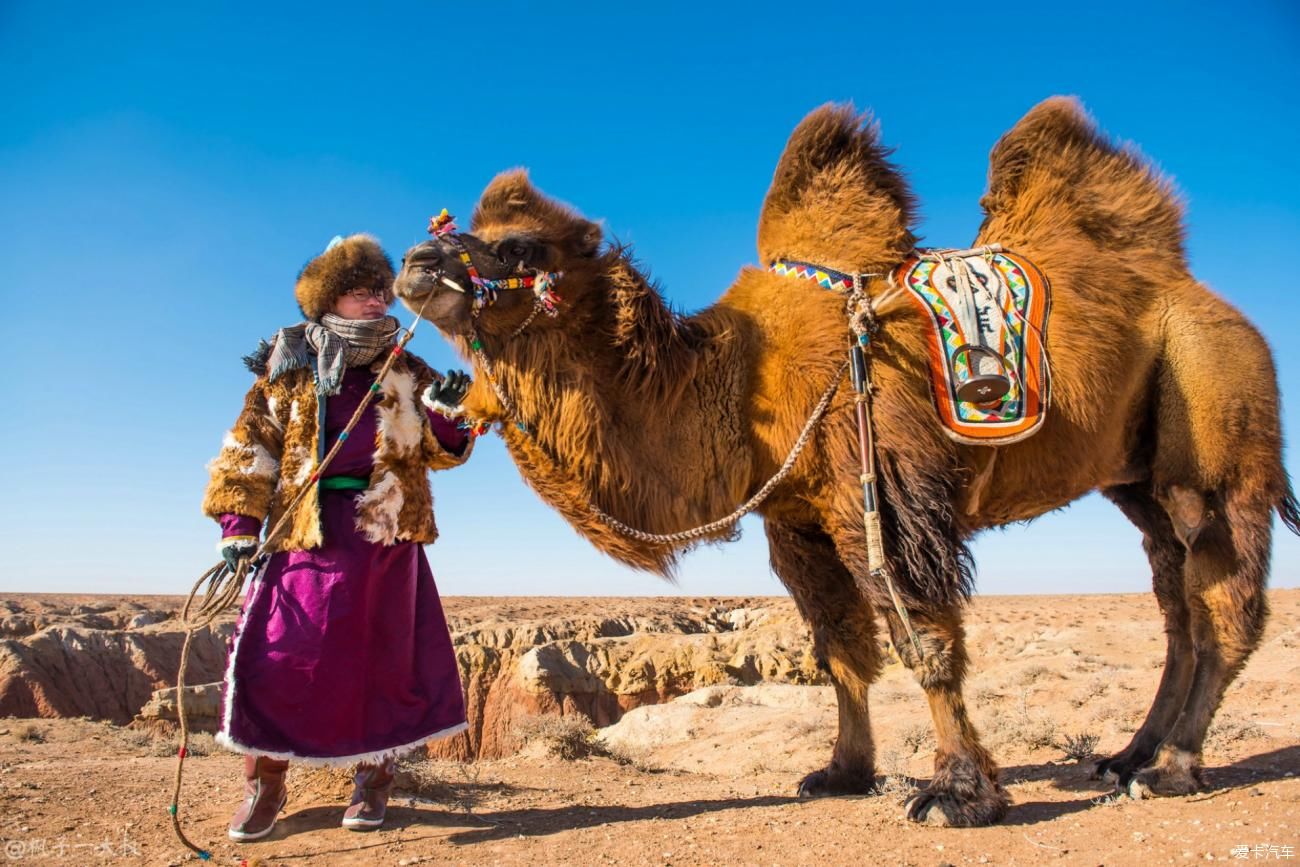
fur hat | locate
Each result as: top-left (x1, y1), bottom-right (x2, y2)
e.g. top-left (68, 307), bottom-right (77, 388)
top-left (294, 234), bottom-right (395, 320)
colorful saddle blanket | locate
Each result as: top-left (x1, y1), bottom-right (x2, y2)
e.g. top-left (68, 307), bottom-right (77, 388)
top-left (894, 246), bottom-right (1052, 445)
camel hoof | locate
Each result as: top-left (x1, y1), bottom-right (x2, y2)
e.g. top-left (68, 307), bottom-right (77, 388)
top-left (904, 792), bottom-right (953, 826)
top-left (1127, 764), bottom-right (1201, 799)
top-left (796, 768), bottom-right (874, 799)
top-left (1096, 761), bottom-right (1134, 790)
top-left (1093, 751), bottom-right (1146, 785)
top-left (902, 784), bottom-right (1008, 828)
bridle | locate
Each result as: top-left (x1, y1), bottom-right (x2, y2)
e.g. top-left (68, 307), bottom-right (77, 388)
top-left (426, 210), bottom-right (563, 434)
top-left (428, 209), bottom-right (562, 331)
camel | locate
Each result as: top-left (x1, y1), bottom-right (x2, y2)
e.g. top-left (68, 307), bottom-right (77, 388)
top-left (393, 97), bottom-right (1300, 826)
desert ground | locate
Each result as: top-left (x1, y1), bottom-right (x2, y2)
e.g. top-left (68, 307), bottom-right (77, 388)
top-left (0, 590), bottom-right (1296, 866)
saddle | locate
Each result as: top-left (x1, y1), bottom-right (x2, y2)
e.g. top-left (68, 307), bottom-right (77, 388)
top-left (894, 245), bottom-right (1052, 445)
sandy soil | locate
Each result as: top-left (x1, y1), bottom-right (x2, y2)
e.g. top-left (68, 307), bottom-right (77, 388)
top-left (1, 590), bottom-right (1296, 866)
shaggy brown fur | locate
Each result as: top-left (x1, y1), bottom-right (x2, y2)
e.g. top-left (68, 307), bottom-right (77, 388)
top-left (295, 234), bottom-right (394, 320)
top-left (202, 353), bottom-right (471, 551)
top-left (394, 98), bottom-right (1296, 826)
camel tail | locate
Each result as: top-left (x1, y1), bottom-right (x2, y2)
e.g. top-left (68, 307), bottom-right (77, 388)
top-left (981, 96), bottom-right (1187, 263)
top-left (1281, 481), bottom-right (1300, 537)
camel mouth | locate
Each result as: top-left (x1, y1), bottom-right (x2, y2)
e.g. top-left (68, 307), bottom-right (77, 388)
top-left (395, 261), bottom-right (468, 298)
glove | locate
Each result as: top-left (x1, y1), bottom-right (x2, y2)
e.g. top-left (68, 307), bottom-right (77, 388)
top-left (219, 536), bottom-right (258, 572)
top-left (423, 369), bottom-right (472, 417)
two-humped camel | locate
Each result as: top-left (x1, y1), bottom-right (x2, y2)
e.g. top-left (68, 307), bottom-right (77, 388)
top-left (394, 97), bottom-right (1298, 825)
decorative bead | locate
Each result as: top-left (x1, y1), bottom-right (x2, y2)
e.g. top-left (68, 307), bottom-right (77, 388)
top-left (338, 432), bottom-right (348, 441)
top-left (177, 746), bottom-right (187, 759)
top-left (471, 340), bottom-right (483, 351)
top-left (369, 383), bottom-right (381, 392)
top-left (310, 473), bottom-right (319, 483)
top-left (858, 334), bottom-right (870, 347)
top-left (168, 804), bottom-right (177, 815)
top-left (516, 422), bottom-right (527, 432)
top-left (392, 346), bottom-right (403, 356)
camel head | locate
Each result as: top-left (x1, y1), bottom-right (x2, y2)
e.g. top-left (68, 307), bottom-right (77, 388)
top-left (757, 103), bottom-right (918, 277)
top-left (393, 170), bottom-right (604, 342)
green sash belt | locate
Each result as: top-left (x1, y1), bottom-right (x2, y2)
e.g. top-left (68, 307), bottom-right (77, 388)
top-left (319, 476), bottom-right (369, 491)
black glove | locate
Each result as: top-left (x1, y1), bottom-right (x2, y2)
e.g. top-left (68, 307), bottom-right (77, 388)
top-left (423, 369), bottom-right (472, 417)
top-left (220, 537), bottom-right (258, 572)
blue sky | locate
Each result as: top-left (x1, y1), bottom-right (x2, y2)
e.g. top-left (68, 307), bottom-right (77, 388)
top-left (2, 0), bottom-right (1297, 596)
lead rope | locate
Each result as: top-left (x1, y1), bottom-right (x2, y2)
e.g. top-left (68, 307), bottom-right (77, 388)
top-left (169, 293), bottom-right (435, 860)
top-left (466, 307), bottom-right (847, 544)
top-left (845, 275), bottom-right (925, 661)
top-left (467, 261), bottom-right (923, 661)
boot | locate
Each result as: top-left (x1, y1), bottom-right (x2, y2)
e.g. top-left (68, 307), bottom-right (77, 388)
top-left (341, 758), bottom-right (395, 831)
top-left (227, 755), bottom-right (289, 842)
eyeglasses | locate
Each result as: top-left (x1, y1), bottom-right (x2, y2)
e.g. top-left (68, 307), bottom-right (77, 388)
top-left (343, 286), bottom-right (392, 303)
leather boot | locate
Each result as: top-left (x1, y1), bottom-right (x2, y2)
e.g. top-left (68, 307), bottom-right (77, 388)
top-left (341, 758), bottom-right (395, 830)
top-left (227, 755), bottom-right (289, 842)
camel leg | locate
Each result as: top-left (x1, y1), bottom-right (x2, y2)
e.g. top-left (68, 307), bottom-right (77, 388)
top-left (882, 603), bottom-right (1009, 827)
top-left (766, 521), bottom-right (881, 796)
top-left (1094, 482), bottom-right (1195, 784)
top-left (1126, 482), bottom-right (1271, 798)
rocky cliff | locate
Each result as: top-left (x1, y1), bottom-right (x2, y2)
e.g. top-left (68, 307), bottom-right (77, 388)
top-left (0, 595), bottom-right (826, 759)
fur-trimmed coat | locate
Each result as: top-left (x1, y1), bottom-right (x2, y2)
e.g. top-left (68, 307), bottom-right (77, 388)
top-left (202, 353), bottom-right (472, 551)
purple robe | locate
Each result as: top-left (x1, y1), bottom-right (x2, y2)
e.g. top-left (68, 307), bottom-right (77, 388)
top-left (215, 366), bottom-right (469, 766)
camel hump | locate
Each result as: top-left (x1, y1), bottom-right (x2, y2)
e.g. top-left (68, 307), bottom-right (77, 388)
top-left (758, 103), bottom-right (917, 270)
top-left (982, 96), bottom-right (1187, 260)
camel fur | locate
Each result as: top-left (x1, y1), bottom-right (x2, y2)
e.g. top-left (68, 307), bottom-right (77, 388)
top-left (394, 97), bottom-right (1298, 826)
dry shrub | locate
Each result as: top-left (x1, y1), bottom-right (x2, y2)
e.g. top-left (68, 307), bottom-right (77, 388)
top-left (972, 684), bottom-right (1001, 707)
top-left (1070, 675), bottom-right (1110, 708)
top-left (13, 722), bottom-right (43, 742)
top-left (1055, 731), bottom-right (1101, 762)
top-left (600, 742), bottom-right (663, 774)
top-left (395, 756), bottom-right (446, 798)
top-left (900, 722), bottom-right (935, 755)
top-left (1206, 717), bottom-right (1266, 750)
top-left (984, 689), bottom-right (1058, 751)
top-left (395, 757), bottom-right (506, 817)
top-left (1018, 664), bottom-right (1053, 686)
top-left (1087, 698), bottom-right (1141, 734)
top-left (873, 747), bottom-right (917, 805)
top-left (785, 717), bottom-right (822, 740)
top-left (514, 714), bottom-right (602, 760)
top-left (118, 728), bottom-right (216, 757)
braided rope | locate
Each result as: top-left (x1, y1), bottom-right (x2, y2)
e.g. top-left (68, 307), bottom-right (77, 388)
top-left (586, 360), bottom-right (848, 545)
top-left (469, 327), bottom-right (848, 545)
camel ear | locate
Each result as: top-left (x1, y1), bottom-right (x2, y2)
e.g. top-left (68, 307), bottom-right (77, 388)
top-left (572, 219), bottom-right (602, 257)
top-left (472, 169), bottom-right (542, 229)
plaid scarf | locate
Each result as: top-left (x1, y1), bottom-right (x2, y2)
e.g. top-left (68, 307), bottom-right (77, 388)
top-left (265, 313), bottom-right (400, 396)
